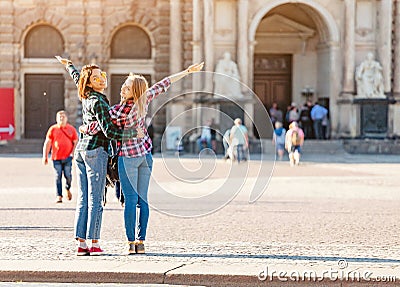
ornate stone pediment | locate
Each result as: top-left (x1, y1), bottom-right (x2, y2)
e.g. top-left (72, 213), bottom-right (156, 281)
top-left (257, 14), bottom-right (315, 39)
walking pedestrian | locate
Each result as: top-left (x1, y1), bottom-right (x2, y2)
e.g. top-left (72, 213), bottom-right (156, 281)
top-left (42, 110), bottom-right (78, 203)
top-left (222, 128), bottom-right (232, 160)
top-left (197, 120), bottom-right (212, 152)
top-left (273, 121), bottom-right (286, 161)
top-left (230, 118), bottom-right (248, 163)
top-left (285, 121), bottom-right (304, 166)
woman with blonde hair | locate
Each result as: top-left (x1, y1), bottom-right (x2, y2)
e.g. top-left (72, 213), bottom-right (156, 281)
top-left (82, 62), bottom-right (204, 254)
top-left (56, 57), bottom-right (142, 256)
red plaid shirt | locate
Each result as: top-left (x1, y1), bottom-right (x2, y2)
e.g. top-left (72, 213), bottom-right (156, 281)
top-left (110, 77), bottom-right (171, 157)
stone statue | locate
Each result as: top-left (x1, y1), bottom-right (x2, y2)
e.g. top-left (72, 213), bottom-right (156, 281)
top-left (213, 52), bottom-right (244, 99)
top-left (355, 52), bottom-right (385, 98)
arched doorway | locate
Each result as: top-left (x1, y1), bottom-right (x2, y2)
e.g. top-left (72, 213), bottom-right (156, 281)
top-left (249, 1), bottom-right (340, 134)
top-left (109, 24), bottom-right (153, 105)
top-left (23, 24), bottom-right (65, 139)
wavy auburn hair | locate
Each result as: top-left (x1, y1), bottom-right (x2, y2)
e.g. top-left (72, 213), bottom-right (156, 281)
top-left (78, 64), bottom-right (100, 100)
top-left (123, 74), bottom-right (149, 118)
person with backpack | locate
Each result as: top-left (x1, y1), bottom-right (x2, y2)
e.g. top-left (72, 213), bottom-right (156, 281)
top-left (285, 121), bottom-right (304, 166)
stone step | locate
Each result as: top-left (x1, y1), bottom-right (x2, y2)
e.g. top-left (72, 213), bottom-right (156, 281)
top-left (0, 139), bottom-right (43, 154)
top-left (343, 139), bottom-right (400, 154)
top-left (258, 139), bottom-right (346, 155)
top-left (2, 139), bottom-right (399, 155)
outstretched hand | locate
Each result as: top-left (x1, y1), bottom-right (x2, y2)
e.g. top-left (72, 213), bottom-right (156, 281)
top-left (55, 55), bottom-right (72, 66)
top-left (187, 62), bottom-right (204, 73)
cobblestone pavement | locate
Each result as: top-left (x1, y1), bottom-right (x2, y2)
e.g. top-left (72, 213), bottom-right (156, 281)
top-left (0, 155), bottom-right (399, 283)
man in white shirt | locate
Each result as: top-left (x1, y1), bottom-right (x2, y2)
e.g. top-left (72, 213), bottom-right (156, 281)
top-left (230, 118), bottom-right (248, 163)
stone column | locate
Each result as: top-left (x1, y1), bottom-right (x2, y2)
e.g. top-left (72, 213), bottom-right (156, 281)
top-left (192, 0), bottom-right (202, 64)
top-left (0, 0), bottom-right (18, 138)
top-left (170, 0), bottom-right (182, 73)
top-left (378, 0), bottom-right (393, 94)
top-left (86, 0), bottom-right (104, 64)
top-left (342, 0), bottom-right (355, 95)
top-left (237, 0), bottom-right (249, 88)
top-left (0, 0), bottom-right (15, 88)
top-left (192, 0), bottom-right (203, 129)
top-left (203, 0), bottom-right (214, 90)
top-left (192, 0), bottom-right (202, 91)
top-left (168, 0), bottom-right (184, 128)
top-left (393, 0), bottom-right (400, 99)
top-left (389, 1), bottom-right (400, 137)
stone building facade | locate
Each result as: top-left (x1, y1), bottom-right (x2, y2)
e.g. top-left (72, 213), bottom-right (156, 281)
top-left (1, 0), bottom-right (400, 145)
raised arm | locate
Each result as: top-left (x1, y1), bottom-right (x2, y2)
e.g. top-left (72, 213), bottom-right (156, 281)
top-left (169, 62), bottom-right (204, 83)
top-left (146, 62), bottom-right (204, 103)
top-left (55, 56), bottom-right (79, 86)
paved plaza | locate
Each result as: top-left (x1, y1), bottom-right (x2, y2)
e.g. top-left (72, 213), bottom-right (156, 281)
top-left (0, 152), bottom-right (399, 286)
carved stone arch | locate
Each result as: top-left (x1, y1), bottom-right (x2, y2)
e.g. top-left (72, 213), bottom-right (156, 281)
top-left (14, 7), bottom-right (68, 44)
top-left (103, 10), bottom-right (158, 62)
top-left (23, 22), bottom-right (65, 58)
top-left (249, 0), bottom-right (339, 44)
top-left (105, 22), bottom-right (156, 61)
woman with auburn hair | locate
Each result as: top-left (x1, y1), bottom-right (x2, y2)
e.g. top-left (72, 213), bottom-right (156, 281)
top-left (56, 57), bottom-right (142, 256)
top-left (81, 62), bottom-right (204, 254)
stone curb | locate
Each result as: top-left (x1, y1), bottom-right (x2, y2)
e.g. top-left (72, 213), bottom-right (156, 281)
top-left (0, 270), bottom-right (398, 287)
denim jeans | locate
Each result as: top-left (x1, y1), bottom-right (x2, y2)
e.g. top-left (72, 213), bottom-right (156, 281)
top-left (74, 147), bottom-right (108, 240)
top-left (197, 137), bottom-right (211, 152)
top-left (52, 156), bottom-right (72, 197)
top-left (235, 144), bottom-right (246, 163)
top-left (119, 153), bottom-right (153, 242)
top-left (313, 119), bottom-right (323, 139)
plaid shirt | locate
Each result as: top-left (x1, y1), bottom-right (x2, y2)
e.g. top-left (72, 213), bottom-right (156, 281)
top-left (110, 77), bottom-right (171, 157)
top-left (66, 64), bottom-right (138, 151)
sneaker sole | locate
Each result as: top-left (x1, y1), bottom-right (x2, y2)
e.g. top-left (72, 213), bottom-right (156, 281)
top-left (90, 252), bottom-right (103, 256)
top-left (76, 252), bottom-right (90, 256)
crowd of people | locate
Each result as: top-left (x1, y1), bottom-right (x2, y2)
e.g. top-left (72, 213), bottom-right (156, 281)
top-left (270, 101), bottom-right (329, 166)
top-left (270, 101), bottom-right (329, 140)
top-left (196, 118), bottom-right (249, 163)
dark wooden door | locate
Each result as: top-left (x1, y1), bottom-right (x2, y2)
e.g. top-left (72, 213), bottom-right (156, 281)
top-left (25, 74), bottom-right (64, 138)
top-left (110, 74), bottom-right (152, 106)
top-left (253, 54), bottom-right (292, 111)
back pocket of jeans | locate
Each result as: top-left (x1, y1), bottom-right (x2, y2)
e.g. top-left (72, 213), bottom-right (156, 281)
top-left (84, 147), bottom-right (103, 158)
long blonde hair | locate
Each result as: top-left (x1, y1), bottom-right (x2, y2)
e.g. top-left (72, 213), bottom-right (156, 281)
top-left (78, 64), bottom-right (100, 100)
top-left (123, 74), bottom-right (149, 118)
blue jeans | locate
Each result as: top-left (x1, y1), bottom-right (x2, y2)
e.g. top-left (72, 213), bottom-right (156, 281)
top-left (119, 153), bottom-right (153, 242)
top-left (52, 156), bottom-right (72, 197)
top-left (74, 147), bottom-right (108, 240)
top-left (313, 119), bottom-right (323, 139)
top-left (197, 137), bottom-right (211, 152)
top-left (236, 144), bottom-right (247, 163)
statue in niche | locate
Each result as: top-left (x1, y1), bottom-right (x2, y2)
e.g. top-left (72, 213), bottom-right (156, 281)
top-left (355, 52), bottom-right (385, 99)
top-left (213, 52), bottom-right (244, 99)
